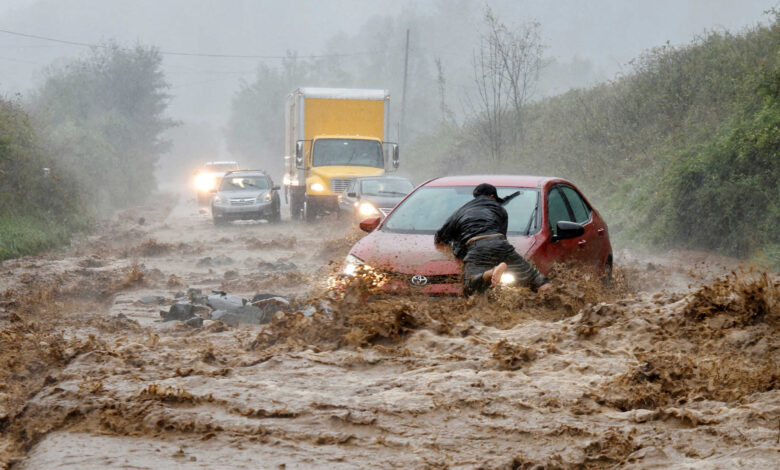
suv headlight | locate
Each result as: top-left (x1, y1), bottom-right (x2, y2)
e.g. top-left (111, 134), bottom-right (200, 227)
top-left (257, 192), bottom-right (272, 202)
top-left (343, 254), bottom-right (365, 275)
top-left (213, 195), bottom-right (222, 204)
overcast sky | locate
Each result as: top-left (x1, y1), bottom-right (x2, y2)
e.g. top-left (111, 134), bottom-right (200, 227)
top-left (1, 0), bottom-right (776, 125)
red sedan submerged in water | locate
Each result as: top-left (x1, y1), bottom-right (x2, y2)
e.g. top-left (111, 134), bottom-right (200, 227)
top-left (344, 175), bottom-right (613, 295)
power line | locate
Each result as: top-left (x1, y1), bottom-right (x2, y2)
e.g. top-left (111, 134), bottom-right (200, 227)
top-left (0, 27), bottom-right (371, 60)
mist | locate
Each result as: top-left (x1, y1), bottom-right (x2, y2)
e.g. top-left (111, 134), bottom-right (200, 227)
top-left (1, 0), bottom-right (773, 169)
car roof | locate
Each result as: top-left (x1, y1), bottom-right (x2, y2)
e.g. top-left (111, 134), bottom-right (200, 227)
top-left (353, 175), bottom-right (411, 181)
top-left (223, 170), bottom-right (268, 177)
top-left (424, 174), bottom-right (564, 188)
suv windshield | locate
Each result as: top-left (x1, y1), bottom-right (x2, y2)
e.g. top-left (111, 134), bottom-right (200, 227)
top-left (382, 186), bottom-right (540, 234)
top-left (206, 163), bottom-right (239, 173)
top-left (313, 139), bottom-right (383, 168)
top-left (219, 176), bottom-right (269, 191)
top-left (361, 178), bottom-right (413, 196)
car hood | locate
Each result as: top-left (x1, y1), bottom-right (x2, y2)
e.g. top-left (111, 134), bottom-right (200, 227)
top-left (217, 189), bottom-right (267, 199)
top-left (349, 230), bottom-right (537, 275)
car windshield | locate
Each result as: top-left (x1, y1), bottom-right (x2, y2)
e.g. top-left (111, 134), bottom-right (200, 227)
top-left (360, 178), bottom-right (413, 197)
top-left (313, 139), bottom-right (383, 168)
top-left (219, 176), bottom-right (268, 191)
top-left (382, 186), bottom-right (540, 235)
top-left (206, 163), bottom-right (239, 173)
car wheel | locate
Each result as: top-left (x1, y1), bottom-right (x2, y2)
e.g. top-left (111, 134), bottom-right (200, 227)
top-left (271, 200), bottom-right (281, 223)
top-left (303, 199), bottom-right (316, 222)
top-left (602, 257), bottom-right (613, 286)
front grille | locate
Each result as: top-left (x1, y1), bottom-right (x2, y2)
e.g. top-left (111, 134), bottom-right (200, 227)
top-left (230, 198), bottom-right (255, 206)
top-left (378, 208), bottom-right (393, 216)
top-left (330, 178), bottom-right (353, 194)
top-left (379, 271), bottom-right (461, 286)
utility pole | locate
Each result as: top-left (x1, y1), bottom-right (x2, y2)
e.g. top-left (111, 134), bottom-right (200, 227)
top-left (400, 28), bottom-right (410, 145)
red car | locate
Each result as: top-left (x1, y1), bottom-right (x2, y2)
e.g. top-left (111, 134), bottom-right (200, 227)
top-left (344, 175), bottom-right (612, 295)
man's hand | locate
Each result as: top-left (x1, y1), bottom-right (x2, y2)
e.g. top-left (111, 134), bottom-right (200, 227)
top-left (538, 282), bottom-right (553, 292)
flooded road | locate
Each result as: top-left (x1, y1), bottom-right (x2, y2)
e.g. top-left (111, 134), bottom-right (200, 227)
top-left (0, 195), bottom-right (777, 469)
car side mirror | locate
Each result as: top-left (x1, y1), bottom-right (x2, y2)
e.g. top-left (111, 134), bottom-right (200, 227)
top-left (359, 216), bottom-right (381, 233)
top-left (347, 192), bottom-right (357, 198)
top-left (272, 185), bottom-right (280, 191)
top-left (552, 221), bottom-right (584, 241)
top-left (295, 141), bottom-right (305, 168)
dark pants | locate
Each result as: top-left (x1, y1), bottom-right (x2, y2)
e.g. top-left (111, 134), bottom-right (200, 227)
top-left (462, 237), bottom-right (547, 296)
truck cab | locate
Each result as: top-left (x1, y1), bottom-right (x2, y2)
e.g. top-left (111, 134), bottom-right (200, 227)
top-left (284, 88), bottom-right (399, 221)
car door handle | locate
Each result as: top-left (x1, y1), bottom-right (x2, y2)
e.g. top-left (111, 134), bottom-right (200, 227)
top-left (578, 239), bottom-right (587, 248)
top-left (597, 228), bottom-right (606, 236)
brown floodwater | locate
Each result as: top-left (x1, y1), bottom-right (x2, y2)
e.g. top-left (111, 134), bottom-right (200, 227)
top-left (0, 195), bottom-right (777, 469)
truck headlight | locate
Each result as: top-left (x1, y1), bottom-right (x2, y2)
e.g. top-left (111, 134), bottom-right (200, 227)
top-left (343, 254), bottom-right (365, 275)
top-left (310, 182), bottom-right (325, 192)
top-left (358, 202), bottom-right (379, 216)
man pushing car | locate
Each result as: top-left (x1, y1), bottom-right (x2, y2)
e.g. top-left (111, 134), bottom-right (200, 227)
top-left (434, 183), bottom-right (551, 295)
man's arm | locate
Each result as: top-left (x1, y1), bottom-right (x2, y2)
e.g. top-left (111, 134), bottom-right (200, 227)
top-left (498, 205), bottom-right (509, 236)
top-left (435, 212), bottom-right (458, 245)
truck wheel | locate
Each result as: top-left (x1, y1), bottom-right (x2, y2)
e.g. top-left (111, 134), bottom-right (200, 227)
top-left (271, 199), bottom-right (281, 223)
top-left (303, 199), bottom-right (316, 222)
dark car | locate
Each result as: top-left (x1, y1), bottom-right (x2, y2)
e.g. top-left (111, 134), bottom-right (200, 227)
top-left (344, 175), bottom-right (612, 295)
top-left (338, 176), bottom-right (415, 221)
top-left (211, 170), bottom-right (281, 225)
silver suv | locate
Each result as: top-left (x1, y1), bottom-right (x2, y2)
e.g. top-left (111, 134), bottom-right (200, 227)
top-left (211, 171), bottom-right (281, 225)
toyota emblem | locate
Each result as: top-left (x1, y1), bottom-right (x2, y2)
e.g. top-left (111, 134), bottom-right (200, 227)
top-left (410, 275), bottom-right (428, 286)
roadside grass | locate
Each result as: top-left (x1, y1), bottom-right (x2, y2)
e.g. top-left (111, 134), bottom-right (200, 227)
top-left (0, 214), bottom-right (87, 260)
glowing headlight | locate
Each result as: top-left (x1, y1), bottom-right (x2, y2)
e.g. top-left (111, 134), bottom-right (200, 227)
top-left (310, 182), bottom-right (325, 192)
top-left (500, 272), bottom-right (516, 285)
top-left (213, 195), bottom-right (222, 203)
top-left (343, 254), bottom-right (364, 275)
top-left (194, 172), bottom-right (215, 192)
top-left (259, 192), bottom-right (271, 202)
top-left (358, 202), bottom-right (379, 216)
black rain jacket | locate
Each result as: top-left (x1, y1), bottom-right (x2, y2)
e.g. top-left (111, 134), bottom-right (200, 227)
top-left (434, 196), bottom-right (507, 259)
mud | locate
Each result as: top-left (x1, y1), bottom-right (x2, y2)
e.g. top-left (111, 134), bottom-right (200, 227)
top-left (0, 195), bottom-right (778, 469)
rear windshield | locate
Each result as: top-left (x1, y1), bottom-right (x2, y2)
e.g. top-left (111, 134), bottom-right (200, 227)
top-left (361, 178), bottom-right (414, 197)
top-left (219, 176), bottom-right (269, 191)
top-left (206, 163), bottom-right (239, 173)
top-left (382, 186), bottom-right (540, 235)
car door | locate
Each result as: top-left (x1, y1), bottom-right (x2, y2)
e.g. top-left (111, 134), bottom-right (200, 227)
top-left (559, 185), bottom-right (601, 268)
top-left (545, 186), bottom-right (582, 266)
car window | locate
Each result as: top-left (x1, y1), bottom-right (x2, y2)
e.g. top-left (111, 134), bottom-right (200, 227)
top-left (547, 187), bottom-right (572, 235)
top-left (219, 176), bottom-right (269, 191)
top-left (560, 186), bottom-right (590, 224)
top-left (382, 186), bottom-right (539, 234)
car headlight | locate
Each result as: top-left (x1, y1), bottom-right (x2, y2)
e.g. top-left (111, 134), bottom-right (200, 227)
top-left (343, 254), bottom-right (365, 275)
top-left (310, 182), bottom-right (325, 192)
top-left (358, 201), bottom-right (379, 217)
top-left (213, 195), bottom-right (222, 203)
top-left (500, 272), bottom-right (516, 285)
top-left (194, 173), bottom-right (215, 192)
top-left (258, 192), bottom-right (271, 202)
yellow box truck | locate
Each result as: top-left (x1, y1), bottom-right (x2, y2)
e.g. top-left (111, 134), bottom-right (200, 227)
top-left (283, 87), bottom-right (399, 221)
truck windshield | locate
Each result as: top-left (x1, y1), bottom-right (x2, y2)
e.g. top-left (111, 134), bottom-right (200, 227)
top-left (313, 139), bottom-right (383, 168)
top-left (382, 186), bottom-right (540, 235)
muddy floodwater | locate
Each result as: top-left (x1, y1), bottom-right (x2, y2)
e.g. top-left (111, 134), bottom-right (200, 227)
top-left (0, 195), bottom-right (777, 469)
